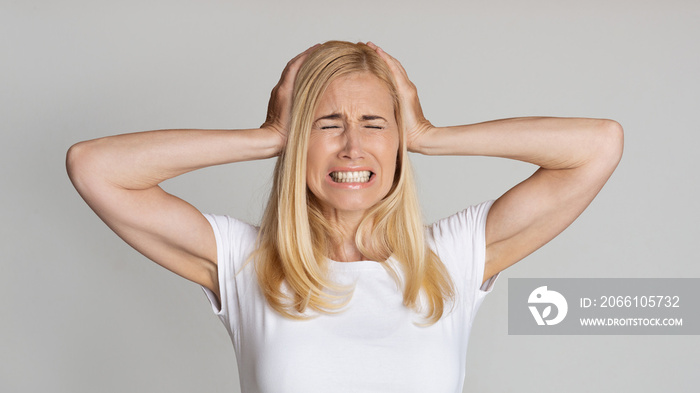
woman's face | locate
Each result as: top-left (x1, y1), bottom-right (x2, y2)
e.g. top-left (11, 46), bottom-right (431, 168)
top-left (306, 72), bottom-right (400, 220)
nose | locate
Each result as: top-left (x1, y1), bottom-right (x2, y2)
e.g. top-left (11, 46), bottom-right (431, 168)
top-left (339, 124), bottom-right (364, 160)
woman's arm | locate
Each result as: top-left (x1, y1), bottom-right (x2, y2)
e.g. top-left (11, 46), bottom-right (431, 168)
top-left (66, 128), bottom-right (282, 296)
top-left (66, 46), bottom-right (315, 299)
top-left (368, 43), bottom-right (624, 285)
top-left (415, 118), bottom-right (623, 284)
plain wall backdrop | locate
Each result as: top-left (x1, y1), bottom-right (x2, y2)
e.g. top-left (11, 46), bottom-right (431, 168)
top-left (2, 0), bottom-right (699, 392)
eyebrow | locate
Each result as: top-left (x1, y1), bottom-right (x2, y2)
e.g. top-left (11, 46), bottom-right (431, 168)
top-left (314, 113), bottom-right (388, 122)
top-left (361, 115), bottom-right (387, 121)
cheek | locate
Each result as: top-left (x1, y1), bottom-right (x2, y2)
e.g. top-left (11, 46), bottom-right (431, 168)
top-left (305, 140), bottom-right (325, 192)
top-left (382, 133), bottom-right (400, 167)
top-left (305, 156), bottom-right (318, 187)
top-left (306, 136), bottom-right (320, 167)
top-left (387, 135), bottom-right (401, 184)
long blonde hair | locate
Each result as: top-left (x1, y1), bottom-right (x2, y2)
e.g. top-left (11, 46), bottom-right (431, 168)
top-left (253, 41), bottom-right (454, 325)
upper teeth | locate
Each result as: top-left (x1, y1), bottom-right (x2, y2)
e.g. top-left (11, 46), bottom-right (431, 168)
top-left (330, 171), bottom-right (371, 183)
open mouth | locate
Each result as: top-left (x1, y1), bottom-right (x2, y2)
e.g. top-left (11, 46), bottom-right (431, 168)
top-left (329, 170), bottom-right (374, 183)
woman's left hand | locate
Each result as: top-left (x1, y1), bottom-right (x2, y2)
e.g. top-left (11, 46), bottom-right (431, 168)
top-left (367, 42), bottom-right (435, 153)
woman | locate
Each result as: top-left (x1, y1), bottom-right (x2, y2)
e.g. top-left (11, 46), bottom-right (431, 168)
top-left (67, 41), bottom-right (623, 392)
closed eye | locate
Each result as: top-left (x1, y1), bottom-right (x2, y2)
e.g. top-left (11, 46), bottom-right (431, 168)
top-left (320, 125), bottom-right (341, 130)
top-left (365, 126), bottom-right (384, 129)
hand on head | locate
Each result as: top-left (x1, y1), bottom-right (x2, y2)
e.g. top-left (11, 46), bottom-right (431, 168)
top-left (261, 44), bottom-right (320, 154)
top-left (366, 42), bottom-right (436, 153)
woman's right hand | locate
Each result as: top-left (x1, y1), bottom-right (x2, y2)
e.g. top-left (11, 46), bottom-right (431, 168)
top-left (261, 44), bottom-right (319, 154)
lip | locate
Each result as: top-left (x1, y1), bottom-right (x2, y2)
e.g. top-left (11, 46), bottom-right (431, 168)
top-left (326, 166), bottom-right (376, 189)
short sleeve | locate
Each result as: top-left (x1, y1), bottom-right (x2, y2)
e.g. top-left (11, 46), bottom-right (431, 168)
top-left (428, 200), bottom-right (500, 309)
top-left (200, 214), bottom-right (258, 332)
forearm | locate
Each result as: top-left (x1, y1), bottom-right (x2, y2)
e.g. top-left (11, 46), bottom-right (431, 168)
top-left (413, 117), bottom-right (623, 170)
top-left (67, 127), bottom-right (282, 190)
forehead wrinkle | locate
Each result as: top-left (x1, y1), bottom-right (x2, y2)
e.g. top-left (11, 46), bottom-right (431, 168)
top-left (313, 112), bottom-right (389, 124)
top-left (314, 97), bottom-right (393, 123)
top-left (313, 73), bottom-right (395, 124)
top-left (315, 113), bottom-right (342, 121)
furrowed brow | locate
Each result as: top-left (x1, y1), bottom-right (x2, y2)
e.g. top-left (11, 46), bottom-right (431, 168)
top-left (314, 113), bottom-right (342, 122)
top-left (361, 115), bottom-right (387, 122)
top-left (313, 113), bottom-right (388, 123)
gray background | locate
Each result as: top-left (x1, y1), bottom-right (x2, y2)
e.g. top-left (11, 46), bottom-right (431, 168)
top-left (2, 0), bottom-right (699, 392)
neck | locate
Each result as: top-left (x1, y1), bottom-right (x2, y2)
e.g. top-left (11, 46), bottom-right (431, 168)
top-left (331, 238), bottom-right (364, 262)
top-left (324, 209), bottom-right (366, 262)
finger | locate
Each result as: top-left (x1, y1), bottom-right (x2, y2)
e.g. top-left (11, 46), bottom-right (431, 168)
top-left (376, 54), bottom-right (414, 96)
top-left (278, 44), bottom-right (319, 87)
top-left (379, 49), bottom-right (409, 80)
top-left (284, 44), bottom-right (320, 73)
top-left (367, 43), bottom-right (410, 82)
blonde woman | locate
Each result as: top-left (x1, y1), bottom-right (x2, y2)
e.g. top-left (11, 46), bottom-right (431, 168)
top-left (67, 41), bottom-right (623, 392)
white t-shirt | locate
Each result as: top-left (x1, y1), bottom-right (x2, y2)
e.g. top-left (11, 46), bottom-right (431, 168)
top-left (201, 200), bottom-right (498, 393)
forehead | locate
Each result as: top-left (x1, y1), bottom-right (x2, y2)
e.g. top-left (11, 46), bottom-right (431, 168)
top-left (314, 72), bottom-right (394, 117)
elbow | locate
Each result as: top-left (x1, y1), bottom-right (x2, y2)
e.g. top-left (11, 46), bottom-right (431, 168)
top-left (606, 119), bottom-right (624, 163)
top-left (594, 119), bottom-right (624, 168)
top-left (66, 139), bottom-right (103, 192)
top-left (66, 141), bottom-right (88, 183)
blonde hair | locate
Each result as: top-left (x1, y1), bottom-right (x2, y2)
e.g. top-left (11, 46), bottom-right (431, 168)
top-left (253, 41), bottom-right (454, 325)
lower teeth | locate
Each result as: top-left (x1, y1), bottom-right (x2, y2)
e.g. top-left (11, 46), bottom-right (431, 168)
top-left (335, 177), bottom-right (369, 183)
